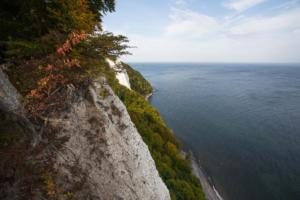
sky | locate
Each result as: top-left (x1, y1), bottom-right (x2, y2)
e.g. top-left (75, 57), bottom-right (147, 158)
top-left (103, 0), bottom-right (300, 63)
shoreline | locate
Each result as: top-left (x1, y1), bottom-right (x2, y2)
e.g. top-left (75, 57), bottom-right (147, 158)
top-left (180, 150), bottom-right (224, 200)
top-left (145, 92), bottom-right (153, 101)
top-left (190, 157), bottom-right (224, 200)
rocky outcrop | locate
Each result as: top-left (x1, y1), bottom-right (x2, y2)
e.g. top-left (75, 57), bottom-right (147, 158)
top-left (0, 69), bottom-right (170, 200)
top-left (0, 68), bottom-right (37, 145)
top-left (0, 66), bottom-right (22, 114)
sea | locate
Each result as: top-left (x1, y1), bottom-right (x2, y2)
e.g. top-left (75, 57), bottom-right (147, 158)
top-left (130, 63), bottom-right (300, 200)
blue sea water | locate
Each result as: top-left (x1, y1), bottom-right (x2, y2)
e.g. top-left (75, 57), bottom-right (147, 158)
top-left (130, 63), bottom-right (300, 200)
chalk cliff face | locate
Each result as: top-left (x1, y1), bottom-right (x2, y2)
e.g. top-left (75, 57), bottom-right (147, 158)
top-left (51, 78), bottom-right (170, 200)
top-left (0, 69), bottom-right (170, 200)
top-left (106, 58), bottom-right (131, 89)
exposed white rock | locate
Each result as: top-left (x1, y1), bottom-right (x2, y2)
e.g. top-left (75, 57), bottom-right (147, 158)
top-left (50, 77), bottom-right (170, 200)
top-left (116, 72), bottom-right (131, 89)
top-left (106, 58), bottom-right (117, 68)
top-left (106, 58), bottom-right (131, 89)
top-left (0, 68), bottom-right (38, 145)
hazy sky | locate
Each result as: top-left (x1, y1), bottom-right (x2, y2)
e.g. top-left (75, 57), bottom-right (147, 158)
top-left (103, 0), bottom-right (300, 63)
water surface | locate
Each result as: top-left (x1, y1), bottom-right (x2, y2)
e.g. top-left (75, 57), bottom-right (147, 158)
top-left (131, 63), bottom-right (300, 200)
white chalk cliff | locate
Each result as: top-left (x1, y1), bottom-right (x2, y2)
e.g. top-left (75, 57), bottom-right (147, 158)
top-left (0, 68), bottom-right (170, 200)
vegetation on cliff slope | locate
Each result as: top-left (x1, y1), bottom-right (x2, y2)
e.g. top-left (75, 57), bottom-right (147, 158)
top-left (111, 68), bottom-right (206, 200)
top-left (122, 63), bottom-right (153, 96)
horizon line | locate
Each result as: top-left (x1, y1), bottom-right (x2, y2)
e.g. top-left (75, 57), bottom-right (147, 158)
top-left (126, 61), bottom-right (300, 64)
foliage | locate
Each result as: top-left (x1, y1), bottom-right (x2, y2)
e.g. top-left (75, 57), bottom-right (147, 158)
top-left (41, 173), bottom-right (76, 200)
top-left (16, 31), bottom-right (129, 117)
top-left (110, 67), bottom-right (206, 200)
top-left (42, 175), bottom-right (57, 198)
top-left (47, 0), bottom-right (97, 33)
top-left (0, 0), bottom-right (50, 42)
top-left (22, 32), bottom-right (87, 117)
top-left (0, 0), bottom-right (117, 61)
top-left (1, 0), bottom-right (129, 117)
top-left (87, 0), bottom-right (115, 20)
top-left (75, 32), bottom-right (131, 60)
top-left (122, 63), bottom-right (153, 97)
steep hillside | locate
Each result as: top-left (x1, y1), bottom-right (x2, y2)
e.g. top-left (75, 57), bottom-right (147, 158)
top-left (122, 63), bottom-right (153, 96)
top-left (109, 63), bottom-right (206, 200)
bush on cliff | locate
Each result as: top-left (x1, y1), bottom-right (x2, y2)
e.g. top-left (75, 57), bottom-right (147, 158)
top-left (111, 72), bottom-right (206, 200)
top-left (122, 63), bottom-right (153, 96)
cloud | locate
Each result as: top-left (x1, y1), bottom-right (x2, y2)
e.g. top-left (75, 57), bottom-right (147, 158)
top-left (175, 0), bottom-right (186, 5)
top-left (123, 31), bottom-right (300, 63)
top-left (271, 0), bottom-right (300, 10)
top-left (164, 8), bottom-right (219, 38)
top-left (224, 0), bottom-right (266, 12)
top-left (228, 8), bottom-right (300, 35)
top-left (115, 7), bottom-right (300, 62)
top-left (164, 7), bottom-right (300, 37)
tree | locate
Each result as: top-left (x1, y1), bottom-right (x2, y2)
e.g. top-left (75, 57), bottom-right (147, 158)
top-left (0, 0), bottom-right (117, 61)
top-left (0, 0), bottom-right (131, 118)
